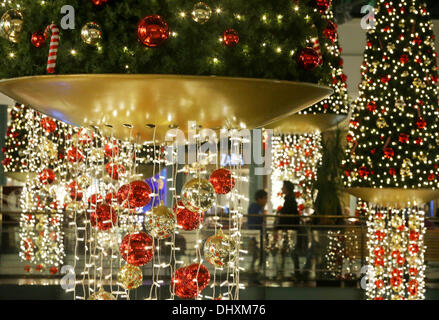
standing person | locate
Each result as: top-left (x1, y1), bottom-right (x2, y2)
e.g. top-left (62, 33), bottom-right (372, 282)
top-left (275, 181), bottom-right (301, 281)
top-left (247, 190), bottom-right (268, 276)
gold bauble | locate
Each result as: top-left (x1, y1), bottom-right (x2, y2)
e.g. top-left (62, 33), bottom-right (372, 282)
top-left (391, 216), bottom-right (403, 229)
top-left (89, 147), bottom-right (105, 162)
top-left (117, 264), bottom-right (143, 290)
top-left (81, 22), bottom-right (102, 45)
top-left (191, 2), bottom-right (212, 24)
top-left (204, 229), bottom-right (236, 267)
top-left (395, 98), bottom-right (406, 111)
top-left (35, 221), bottom-right (46, 232)
top-left (181, 178), bottom-right (215, 212)
top-left (88, 288), bottom-right (116, 300)
top-left (144, 202), bottom-right (176, 239)
top-left (408, 216), bottom-right (420, 230)
top-left (77, 174), bottom-right (91, 189)
top-left (401, 71), bottom-right (409, 77)
top-left (387, 43), bottom-right (395, 51)
top-left (413, 78), bottom-right (424, 88)
top-left (39, 137), bottom-right (58, 160)
top-left (0, 9), bottom-right (23, 43)
top-left (376, 117), bottom-right (387, 129)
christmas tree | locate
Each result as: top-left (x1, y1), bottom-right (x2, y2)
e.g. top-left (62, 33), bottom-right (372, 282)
top-left (342, 0), bottom-right (439, 189)
top-left (341, 0), bottom-right (438, 300)
top-left (0, 0), bottom-right (335, 84)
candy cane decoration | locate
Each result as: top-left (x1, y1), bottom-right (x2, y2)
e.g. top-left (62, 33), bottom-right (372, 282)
top-left (44, 24), bottom-right (60, 74)
top-left (311, 36), bottom-right (323, 65)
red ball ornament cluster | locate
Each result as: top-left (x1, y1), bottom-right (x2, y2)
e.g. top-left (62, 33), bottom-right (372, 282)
top-left (209, 168), bottom-right (235, 194)
top-left (120, 232), bottom-right (154, 266)
top-left (174, 200), bottom-right (204, 231)
top-left (315, 0), bottom-right (332, 12)
top-left (67, 147), bottom-right (84, 163)
top-left (137, 15), bottom-right (169, 48)
top-left (172, 263), bottom-right (210, 299)
top-left (223, 28), bottom-right (239, 47)
top-left (297, 47), bottom-right (320, 70)
top-left (104, 140), bottom-right (120, 158)
top-left (105, 162), bottom-right (125, 180)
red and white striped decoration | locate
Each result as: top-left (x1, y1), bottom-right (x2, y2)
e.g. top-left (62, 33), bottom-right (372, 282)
top-left (311, 36), bottom-right (323, 65)
top-left (44, 24), bottom-right (60, 74)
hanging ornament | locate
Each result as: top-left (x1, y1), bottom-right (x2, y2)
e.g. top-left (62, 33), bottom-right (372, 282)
top-left (137, 15), bottom-right (169, 48)
top-left (104, 139), bottom-right (120, 158)
top-left (88, 288), bottom-right (116, 300)
top-left (297, 47), bottom-right (320, 70)
top-left (323, 21), bottom-right (337, 43)
top-left (31, 31), bottom-right (46, 48)
top-left (67, 147), bottom-right (84, 163)
top-left (125, 180), bottom-right (152, 208)
top-left (0, 9), bottom-right (23, 43)
top-left (91, 0), bottom-right (108, 5)
top-left (209, 168), bottom-right (235, 194)
top-left (223, 28), bottom-right (239, 47)
top-left (105, 162), bottom-right (125, 180)
top-left (383, 147), bottom-right (394, 159)
top-left (191, 2), bottom-right (212, 24)
top-left (181, 178), bottom-right (215, 212)
top-left (77, 174), bottom-right (91, 189)
top-left (395, 98), bottom-right (406, 111)
top-left (43, 24), bottom-right (59, 73)
top-left (416, 118), bottom-right (427, 129)
top-left (144, 202), bottom-right (176, 239)
top-left (174, 200), bottom-right (204, 231)
top-left (39, 168), bottom-right (55, 185)
top-left (80, 22), bottom-right (102, 45)
top-left (117, 264), bottom-right (143, 290)
top-left (40, 117), bottom-right (57, 133)
top-left (413, 78), bottom-right (424, 88)
top-left (204, 229), bottom-right (236, 267)
top-left (314, 0), bottom-right (331, 13)
top-left (376, 117), bottom-right (388, 128)
top-left (184, 263), bottom-right (210, 292)
top-left (90, 204), bottom-right (117, 231)
top-left (120, 232), bottom-right (154, 266)
top-left (172, 267), bottom-right (197, 299)
top-left (67, 181), bottom-right (83, 201)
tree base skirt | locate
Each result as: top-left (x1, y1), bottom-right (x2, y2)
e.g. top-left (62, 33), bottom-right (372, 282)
top-left (345, 187), bottom-right (439, 206)
top-left (0, 74), bottom-right (332, 141)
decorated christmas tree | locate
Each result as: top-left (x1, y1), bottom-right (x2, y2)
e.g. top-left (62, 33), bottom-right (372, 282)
top-left (0, 0), bottom-right (335, 84)
top-left (342, 0), bottom-right (439, 189)
top-left (341, 0), bottom-right (438, 300)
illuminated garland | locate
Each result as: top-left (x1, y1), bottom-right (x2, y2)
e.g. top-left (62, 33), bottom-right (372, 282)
top-left (271, 133), bottom-right (322, 215)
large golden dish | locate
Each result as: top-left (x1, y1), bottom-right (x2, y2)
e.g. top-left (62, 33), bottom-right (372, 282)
top-left (346, 187), bottom-right (439, 206)
top-left (264, 113), bottom-right (347, 134)
top-left (0, 74), bottom-right (332, 141)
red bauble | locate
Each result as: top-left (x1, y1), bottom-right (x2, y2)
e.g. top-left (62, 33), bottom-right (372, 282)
top-left (67, 181), bottom-right (83, 201)
top-left (408, 280), bottom-right (418, 295)
top-left (383, 147), bottom-right (394, 159)
top-left (400, 54), bottom-right (409, 64)
top-left (223, 28), bottom-right (239, 47)
top-left (409, 230), bottom-right (420, 241)
top-left (137, 15), bottom-right (169, 47)
top-left (297, 47), bottom-right (320, 70)
top-left (24, 265), bottom-right (31, 273)
top-left (40, 117), bottom-right (57, 133)
top-left (104, 140), bottom-right (120, 158)
top-left (91, 0), bottom-right (107, 5)
top-left (105, 191), bottom-right (118, 204)
top-left (120, 232), bottom-right (154, 266)
top-left (105, 162), bottom-right (125, 180)
top-left (391, 276), bottom-right (402, 287)
top-left (67, 147), bottom-right (84, 163)
top-left (90, 204), bottom-right (117, 231)
top-left (174, 200), bottom-right (204, 231)
top-left (49, 266), bottom-right (58, 275)
top-left (315, 0), bottom-right (331, 12)
top-left (88, 193), bottom-right (104, 207)
top-left (323, 21), bottom-right (337, 43)
top-left (358, 166), bottom-right (369, 178)
top-left (209, 168), bottom-right (235, 194)
top-left (117, 180), bottom-right (152, 208)
top-left (77, 128), bottom-right (94, 144)
top-left (416, 117), bottom-right (427, 129)
top-left (31, 31), bottom-right (46, 48)
top-left (389, 168), bottom-right (396, 176)
top-left (172, 267), bottom-right (197, 299)
top-left (39, 168), bottom-right (55, 185)
top-left (184, 263), bottom-right (210, 292)
top-left (36, 264), bottom-right (44, 272)
top-left (399, 133), bottom-right (409, 143)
